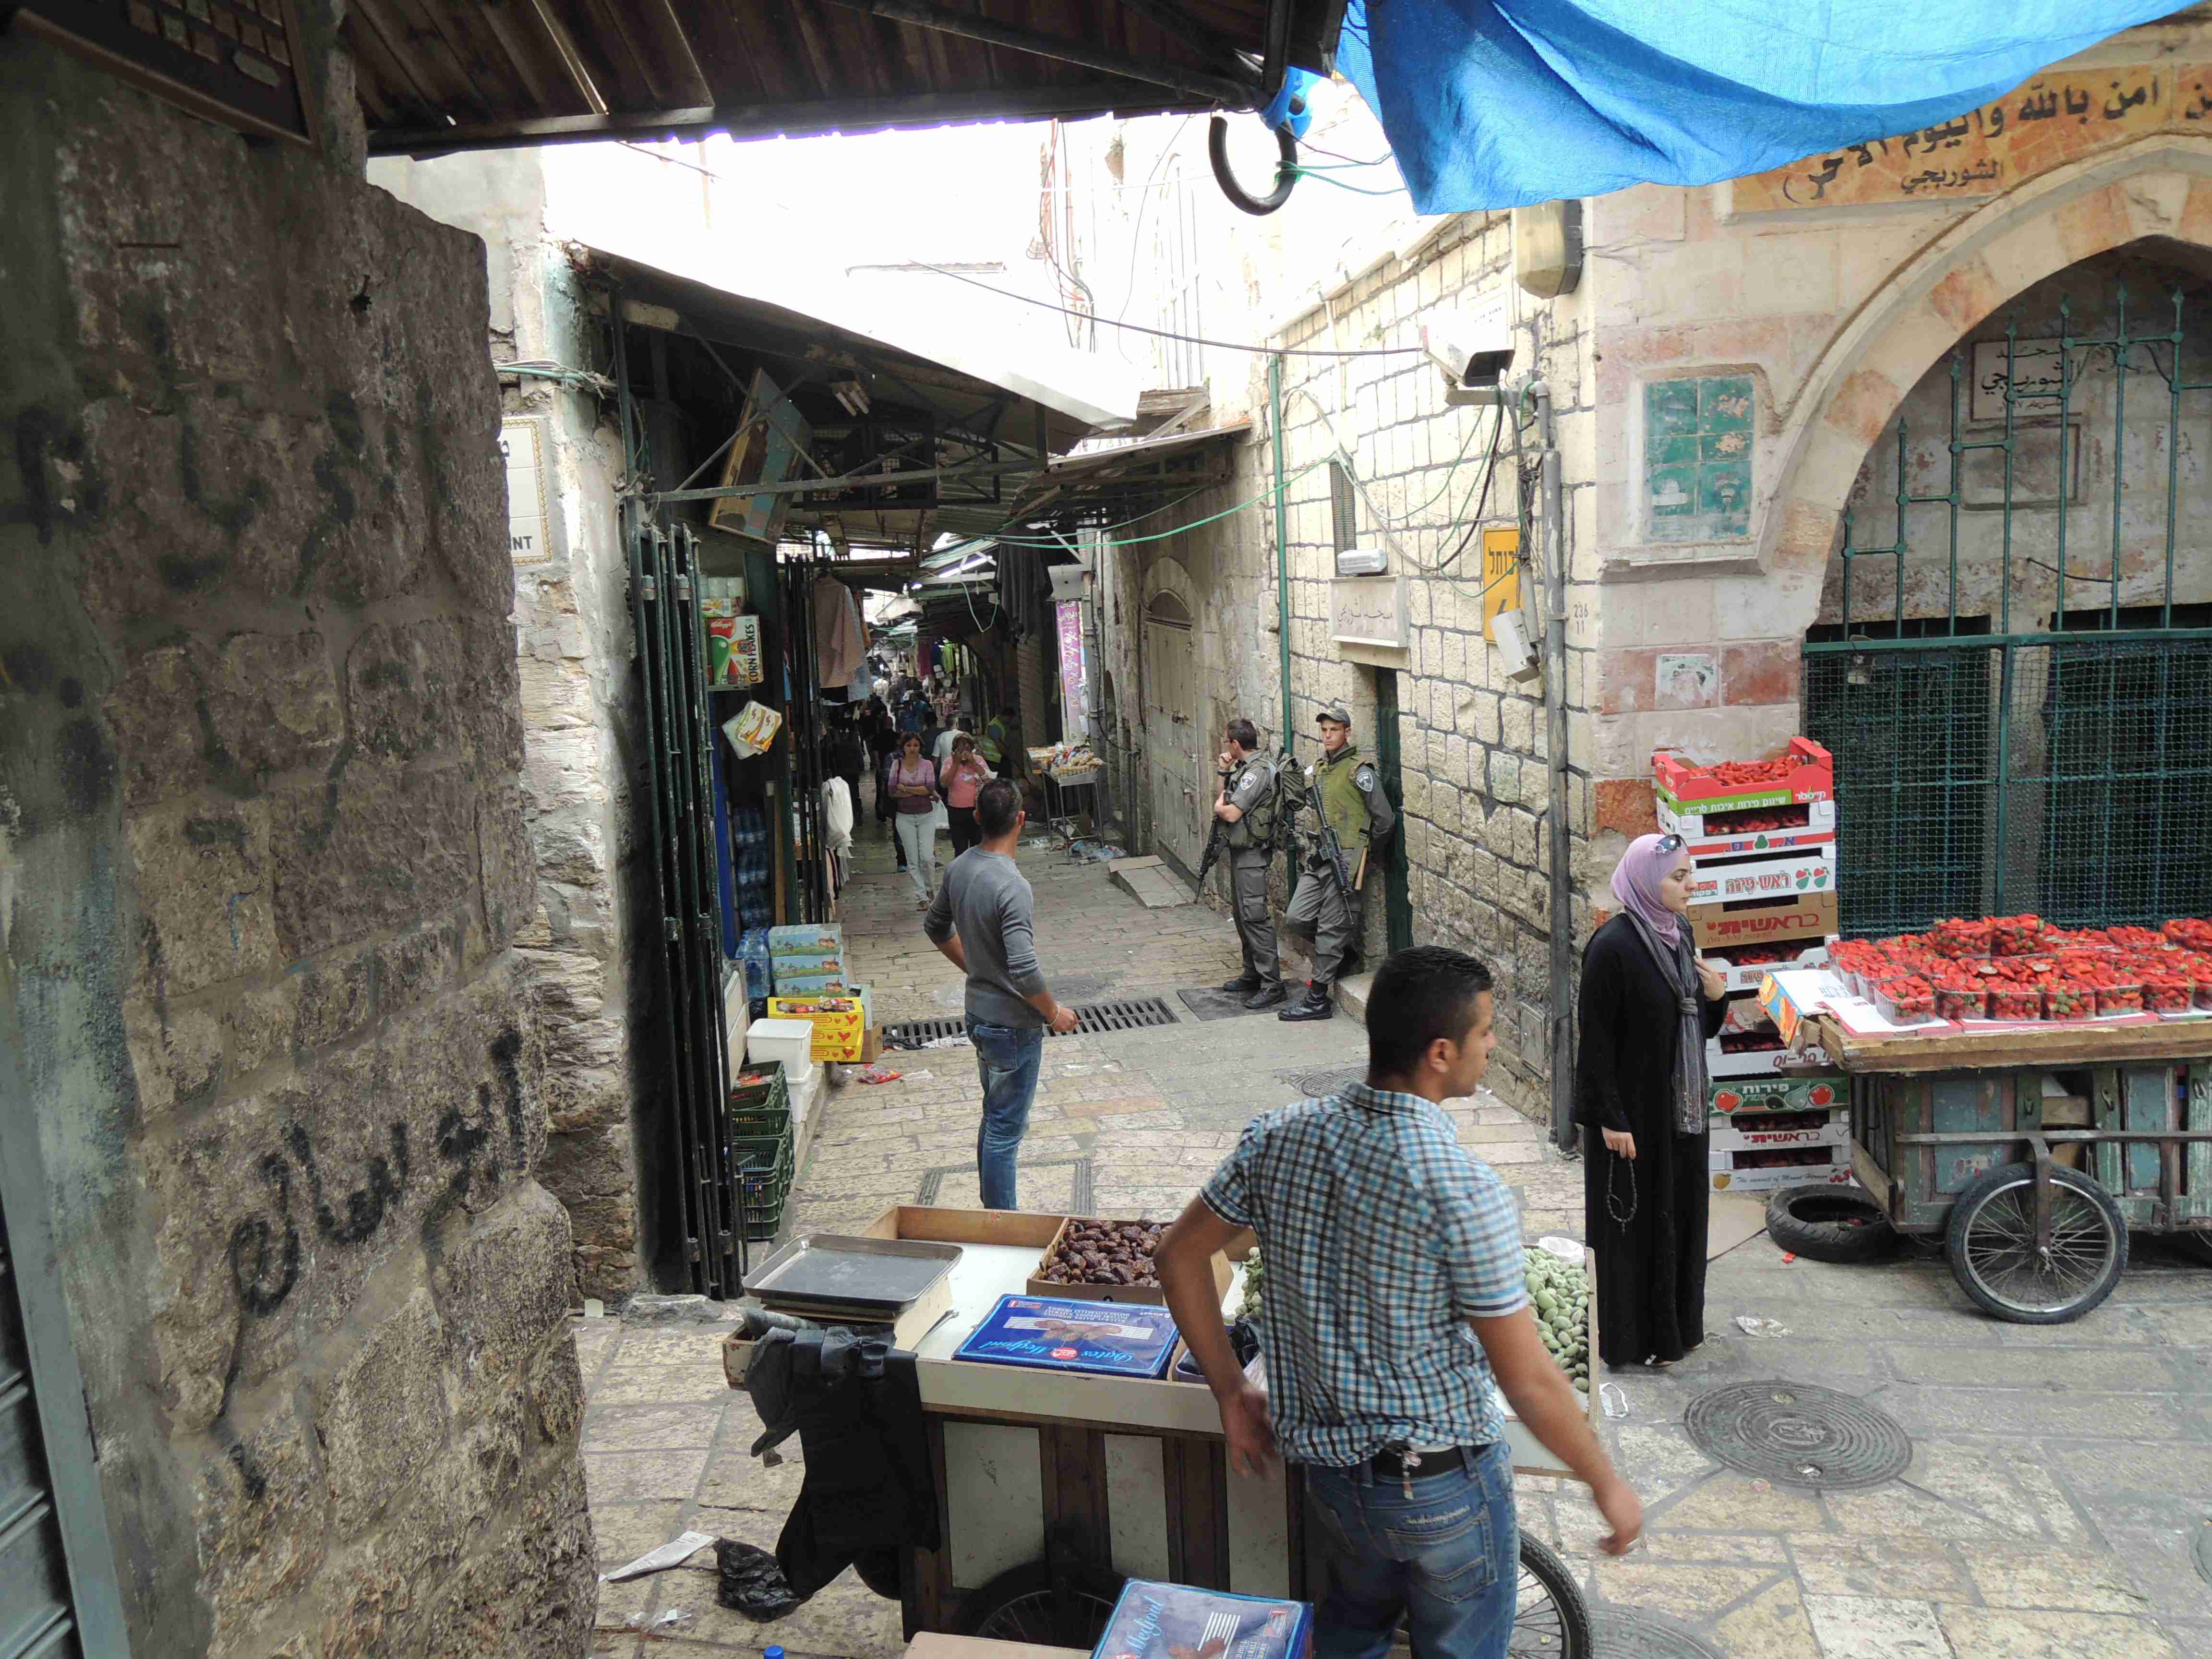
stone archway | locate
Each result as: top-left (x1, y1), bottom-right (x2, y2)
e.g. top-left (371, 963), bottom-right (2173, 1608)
top-left (1758, 139), bottom-right (2212, 630)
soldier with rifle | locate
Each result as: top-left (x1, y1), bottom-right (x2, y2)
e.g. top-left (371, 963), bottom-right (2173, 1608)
top-left (1279, 702), bottom-right (1396, 1022)
top-left (1204, 719), bottom-right (1285, 1010)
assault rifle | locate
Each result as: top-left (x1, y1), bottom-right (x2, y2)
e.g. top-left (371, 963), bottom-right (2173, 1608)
top-left (1279, 752), bottom-right (1355, 903)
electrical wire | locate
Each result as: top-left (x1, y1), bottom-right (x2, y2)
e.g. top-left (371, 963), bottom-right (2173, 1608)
top-left (1296, 140), bottom-right (1395, 168)
top-left (985, 456), bottom-right (1334, 549)
top-left (909, 261), bottom-right (1429, 358)
top-left (1289, 168), bottom-right (1406, 198)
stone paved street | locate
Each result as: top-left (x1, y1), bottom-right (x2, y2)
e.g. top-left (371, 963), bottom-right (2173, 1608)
top-left (578, 817), bottom-right (2212, 1659)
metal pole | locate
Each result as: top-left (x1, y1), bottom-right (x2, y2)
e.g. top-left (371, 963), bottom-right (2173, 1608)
top-left (1532, 380), bottom-right (1576, 1154)
top-left (1270, 353), bottom-right (1292, 743)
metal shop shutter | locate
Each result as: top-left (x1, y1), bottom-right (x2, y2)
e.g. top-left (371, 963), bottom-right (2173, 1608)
top-left (1, 1212), bottom-right (87, 1659)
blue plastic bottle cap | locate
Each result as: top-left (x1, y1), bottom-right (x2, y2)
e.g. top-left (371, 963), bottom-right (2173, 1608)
top-left (765, 1648), bottom-right (785, 1659)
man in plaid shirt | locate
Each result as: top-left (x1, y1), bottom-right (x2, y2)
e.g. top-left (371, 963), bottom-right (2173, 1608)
top-left (1158, 946), bottom-right (1640, 1658)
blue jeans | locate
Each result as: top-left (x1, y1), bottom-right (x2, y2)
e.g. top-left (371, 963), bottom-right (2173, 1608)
top-left (1305, 1442), bottom-right (1518, 1659)
top-left (969, 1021), bottom-right (1044, 1210)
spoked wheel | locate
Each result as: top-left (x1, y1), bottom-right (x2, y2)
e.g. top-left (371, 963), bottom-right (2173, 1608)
top-left (956, 1560), bottom-right (1124, 1647)
top-left (1946, 1162), bottom-right (2128, 1323)
top-left (1511, 1534), bottom-right (1592, 1657)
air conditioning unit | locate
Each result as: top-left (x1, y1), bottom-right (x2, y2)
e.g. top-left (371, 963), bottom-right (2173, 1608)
top-left (1335, 544), bottom-right (1387, 577)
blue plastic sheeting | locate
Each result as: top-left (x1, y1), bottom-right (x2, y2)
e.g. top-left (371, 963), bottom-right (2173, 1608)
top-left (1335, 0), bottom-right (2177, 214)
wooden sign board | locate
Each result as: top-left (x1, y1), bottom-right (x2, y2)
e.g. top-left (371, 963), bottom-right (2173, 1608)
top-left (1735, 66), bottom-right (2200, 213)
top-left (12, 0), bottom-right (316, 147)
top-left (1480, 527), bottom-right (1520, 641)
top-left (709, 369), bottom-right (812, 543)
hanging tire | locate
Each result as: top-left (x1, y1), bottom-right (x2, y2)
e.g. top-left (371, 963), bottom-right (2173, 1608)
top-left (1764, 1184), bottom-right (1896, 1264)
top-left (1946, 1162), bottom-right (2128, 1324)
top-left (954, 1559), bottom-right (1125, 1647)
top-left (1513, 1534), bottom-right (1593, 1658)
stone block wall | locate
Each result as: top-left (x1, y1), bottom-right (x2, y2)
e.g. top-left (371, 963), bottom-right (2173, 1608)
top-left (1, 24), bottom-right (592, 1657)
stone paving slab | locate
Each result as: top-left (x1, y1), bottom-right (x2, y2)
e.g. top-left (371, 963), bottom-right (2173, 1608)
top-left (578, 813), bottom-right (2212, 1659)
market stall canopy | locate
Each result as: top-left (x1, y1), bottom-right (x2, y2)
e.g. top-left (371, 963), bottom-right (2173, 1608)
top-left (578, 244), bottom-right (1145, 551)
top-left (355, 0), bottom-right (1346, 156)
top-left (1336, 0), bottom-right (2177, 213)
top-left (1004, 421), bottom-right (1252, 527)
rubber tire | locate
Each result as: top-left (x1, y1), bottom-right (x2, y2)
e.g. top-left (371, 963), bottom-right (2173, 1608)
top-left (1764, 1184), bottom-right (1897, 1264)
top-left (1209, 115), bottom-right (1298, 216)
top-left (954, 1559), bottom-right (1126, 1647)
top-left (1945, 1161), bottom-right (2128, 1324)
top-left (1515, 1533), bottom-right (1594, 1659)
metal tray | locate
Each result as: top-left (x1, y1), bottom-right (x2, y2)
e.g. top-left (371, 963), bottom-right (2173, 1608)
top-left (740, 1234), bottom-right (962, 1313)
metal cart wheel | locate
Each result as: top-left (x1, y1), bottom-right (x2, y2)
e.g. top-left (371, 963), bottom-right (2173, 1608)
top-left (1511, 1534), bottom-right (1593, 1657)
top-left (2175, 1230), bottom-right (2212, 1269)
top-left (1946, 1162), bottom-right (2128, 1323)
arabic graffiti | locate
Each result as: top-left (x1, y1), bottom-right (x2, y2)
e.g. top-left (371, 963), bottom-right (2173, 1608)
top-left (1739, 68), bottom-right (2192, 213)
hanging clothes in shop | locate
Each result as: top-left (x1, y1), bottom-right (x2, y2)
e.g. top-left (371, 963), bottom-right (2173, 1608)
top-left (813, 577), bottom-right (866, 691)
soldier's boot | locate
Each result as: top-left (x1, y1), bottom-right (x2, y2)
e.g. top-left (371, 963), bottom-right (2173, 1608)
top-left (1277, 981), bottom-right (1335, 1022)
top-left (1220, 973), bottom-right (1263, 994)
top-left (1244, 982), bottom-right (1288, 1009)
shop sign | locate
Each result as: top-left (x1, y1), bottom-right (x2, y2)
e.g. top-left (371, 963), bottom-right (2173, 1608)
top-left (1735, 66), bottom-right (2188, 212)
top-left (1480, 528), bottom-right (1520, 641)
top-left (1056, 599), bottom-right (1089, 735)
top-left (1330, 575), bottom-right (1408, 651)
top-left (502, 416), bottom-right (551, 565)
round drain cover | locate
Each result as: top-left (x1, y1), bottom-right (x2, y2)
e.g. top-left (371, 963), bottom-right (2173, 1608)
top-left (1287, 1066), bottom-right (1366, 1099)
top-left (1683, 1381), bottom-right (1912, 1491)
top-left (1593, 1610), bottom-right (1720, 1659)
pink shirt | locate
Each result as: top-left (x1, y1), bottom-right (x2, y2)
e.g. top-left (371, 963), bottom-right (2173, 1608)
top-left (941, 755), bottom-right (993, 809)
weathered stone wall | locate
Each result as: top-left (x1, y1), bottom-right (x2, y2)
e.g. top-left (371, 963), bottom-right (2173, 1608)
top-left (0, 22), bottom-right (592, 1657)
top-left (369, 150), bottom-right (653, 1308)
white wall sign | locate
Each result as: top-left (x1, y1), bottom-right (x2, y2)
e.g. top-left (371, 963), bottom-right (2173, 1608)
top-left (1330, 575), bottom-right (1409, 651)
top-left (1970, 337), bottom-right (2071, 423)
top-left (501, 416), bottom-right (551, 565)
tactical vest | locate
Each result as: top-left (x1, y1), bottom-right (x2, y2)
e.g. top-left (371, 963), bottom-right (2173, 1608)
top-left (979, 718), bottom-right (1008, 764)
top-left (1314, 745), bottom-right (1371, 854)
top-left (1225, 757), bottom-right (1275, 851)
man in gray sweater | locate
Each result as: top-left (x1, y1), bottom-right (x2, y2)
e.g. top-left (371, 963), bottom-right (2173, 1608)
top-left (925, 777), bottom-right (1079, 1209)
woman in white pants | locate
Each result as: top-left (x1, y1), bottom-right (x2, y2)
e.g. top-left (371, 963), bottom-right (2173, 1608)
top-left (887, 733), bottom-right (940, 904)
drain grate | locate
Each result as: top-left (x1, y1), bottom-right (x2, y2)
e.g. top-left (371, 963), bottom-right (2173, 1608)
top-left (1284, 1066), bottom-right (1367, 1099)
top-left (1592, 1611), bottom-right (1721, 1659)
top-left (1069, 996), bottom-right (1180, 1035)
top-left (1684, 1381), bottom-right (1912, 1491)
top-left (883, 1016), bottom-right (968, 1046)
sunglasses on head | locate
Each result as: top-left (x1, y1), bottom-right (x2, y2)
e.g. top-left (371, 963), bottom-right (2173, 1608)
top-left (1656, 833), bottom-right (1684, 854)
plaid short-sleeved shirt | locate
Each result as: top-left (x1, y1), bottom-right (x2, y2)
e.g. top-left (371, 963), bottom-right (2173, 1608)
top-left (1200, 1082), bottom-right (1528, 1466)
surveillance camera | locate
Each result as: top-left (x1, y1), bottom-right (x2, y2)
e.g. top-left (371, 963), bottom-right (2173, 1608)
top-left (1420, 298), bottom-right (1515, 391)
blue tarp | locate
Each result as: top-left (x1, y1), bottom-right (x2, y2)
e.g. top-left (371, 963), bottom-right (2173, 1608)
top-left (1334, 0), bottom-right (2179, 214)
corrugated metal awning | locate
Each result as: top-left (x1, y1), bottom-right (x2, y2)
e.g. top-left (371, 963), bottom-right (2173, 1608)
top-left (355, 0), bottom-right (1347, 156)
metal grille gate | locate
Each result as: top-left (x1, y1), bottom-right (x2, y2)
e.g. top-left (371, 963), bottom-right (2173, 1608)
top-left (630, 513), bottom-right (745, 1294)
top-left (1806, 281), bottom-right (2212, 936)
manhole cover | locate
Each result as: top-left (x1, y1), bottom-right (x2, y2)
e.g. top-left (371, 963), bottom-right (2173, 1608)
top-left (1593, 1610), bottom-right (1720, 1659)
top-left (1684, 1381), bottom-right (1912, 1491)
top-left (1285, 1066), bottom-right (1366, 1098)
top-left (2194, 1518), bottom-right (2212, 1586)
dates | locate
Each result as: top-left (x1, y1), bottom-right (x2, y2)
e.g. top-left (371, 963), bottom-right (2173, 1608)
top-left (1038, 1219), bottom-right (1165, 1288)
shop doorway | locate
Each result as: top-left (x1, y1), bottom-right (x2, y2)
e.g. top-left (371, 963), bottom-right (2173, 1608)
top-left (1142, 562), bottom-right (1203, 872)
top-left (1804, 250), bottom-right (2212, 934)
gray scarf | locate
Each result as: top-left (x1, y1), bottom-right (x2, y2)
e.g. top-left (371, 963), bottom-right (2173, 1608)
top-left (1625, 913), bottom-right (1708, 1137)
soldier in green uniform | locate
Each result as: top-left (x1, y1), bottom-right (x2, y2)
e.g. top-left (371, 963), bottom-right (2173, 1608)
top-left (1212, 719), bottom-right (1286, 1009)
top-left (1280, 702), bottom-right (1396, 1022)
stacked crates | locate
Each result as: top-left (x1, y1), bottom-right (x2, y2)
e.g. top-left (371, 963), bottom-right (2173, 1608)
top-left (729, 1058), bottom-right (794, 1239)
top-left (1653, 739), bottom-right (1852, 1193)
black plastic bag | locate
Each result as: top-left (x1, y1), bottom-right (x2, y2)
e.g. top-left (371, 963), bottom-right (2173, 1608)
top-left (714, 1539), bottom-right (805, 1620)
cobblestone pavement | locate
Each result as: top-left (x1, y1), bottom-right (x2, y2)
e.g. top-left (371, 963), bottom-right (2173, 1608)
top-left (578, 814), bottom-right (2212, 1658)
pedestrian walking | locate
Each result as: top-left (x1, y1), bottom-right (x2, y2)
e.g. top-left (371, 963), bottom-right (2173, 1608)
top-left (1212, 718), bottom-right (1285, 1009)
top-left (1156, 946), bottom-right (1641, 1658)
top-left (1280, 702), bottom-right (1396, 1022)
top-left (887, 733), bottom-right (940, 904)
top-left (1576, 833), bottom-right (1728, 1370)
top-left (932, 717), bottom-right (971, 769)
top-left (925, 778), bottom-right (1080, 1210)
top-left (939, 734), bottom-right (994, 856)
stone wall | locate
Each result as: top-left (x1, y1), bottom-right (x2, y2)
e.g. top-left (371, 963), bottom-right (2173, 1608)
top-left (369, 150), bottom-right (654, 1309)
top-left (0, 22), bottom-right (592, 1657)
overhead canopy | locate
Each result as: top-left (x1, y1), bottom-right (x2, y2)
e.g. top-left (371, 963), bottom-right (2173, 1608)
top-left (1337, 0), bottom-right (2176, 213)
top-left (355, 0), bottom-right (1346, 155)
top-left (1003, 420), bottom-right (1252, 527)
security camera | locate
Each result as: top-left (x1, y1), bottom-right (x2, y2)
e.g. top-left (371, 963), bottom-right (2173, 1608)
top-left (1421, 297), bottom-right (1515, 394)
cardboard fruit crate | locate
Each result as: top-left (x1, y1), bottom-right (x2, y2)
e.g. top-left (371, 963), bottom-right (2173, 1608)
top-left (1690, 890), bottom-right (1839, 951)
top-left (1707, 940), bottom-right (1832, 995)
top-left (1707, 1110), bottom-right (1849, 1154)
top-left (1654, 737), bottom-right (1835, 814)
top-left (1026, 1216), bottom-right (1235, 1308)
top-left (1657, 796), bottom-right (1837, 849)
top-left (1708, 1075), bottom-right (1843, 1114)
top-left (1706, 1032), bottom-right (1836, 1079)
top-left (1684, 847), bottom-right (1835, 908)
top-left (1708, 1142), bottom-right (1851, 1194)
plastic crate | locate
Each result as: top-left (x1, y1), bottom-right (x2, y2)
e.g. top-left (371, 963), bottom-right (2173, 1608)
top-left (728, 1061), bottom-right (791, 1139)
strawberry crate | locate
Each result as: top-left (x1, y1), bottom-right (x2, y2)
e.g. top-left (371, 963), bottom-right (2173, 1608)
top-left (1654, 737), bottom-right (1835, 814)
top-left (1707, 1110), bottom-right (1849, 1154)
top-left (1683, 847), bottom-right (1835, 908)
top-left (1708, 1075), bottom-right (1844, 1114)
top-left (1706, 940), bottom-right (1832, 994)
top-left (1689, 890), bottom-right (1839, 951)
top-left (1708, 1142), bottom-right (1852, 1194)
top-left (1658, 796), bottom-right (1837, 856)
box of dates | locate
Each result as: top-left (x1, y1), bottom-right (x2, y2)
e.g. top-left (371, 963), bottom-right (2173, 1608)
top-left (1027, 1216), bottom-right (1233, 1308)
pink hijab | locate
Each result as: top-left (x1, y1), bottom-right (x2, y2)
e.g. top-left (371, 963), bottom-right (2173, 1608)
top-left (1611, 834), bottom-right (1689, 945)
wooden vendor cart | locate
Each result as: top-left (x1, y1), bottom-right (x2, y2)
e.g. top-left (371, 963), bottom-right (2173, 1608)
top-left (1812, 1014), bottom-right (2212, 1322)
top-left (730, 1207), bottom-right (1601, 1657)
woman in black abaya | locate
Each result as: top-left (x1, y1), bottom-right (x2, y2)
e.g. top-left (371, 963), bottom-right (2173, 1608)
top-left (1576, 833), bottom-right (1728, 1369)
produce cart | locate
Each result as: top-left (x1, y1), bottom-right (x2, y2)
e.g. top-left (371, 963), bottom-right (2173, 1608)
top-left (727, 1207), bottom-right (1601, 1655)
top-left (1812, 1013), bottom-right (2212, 1322)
